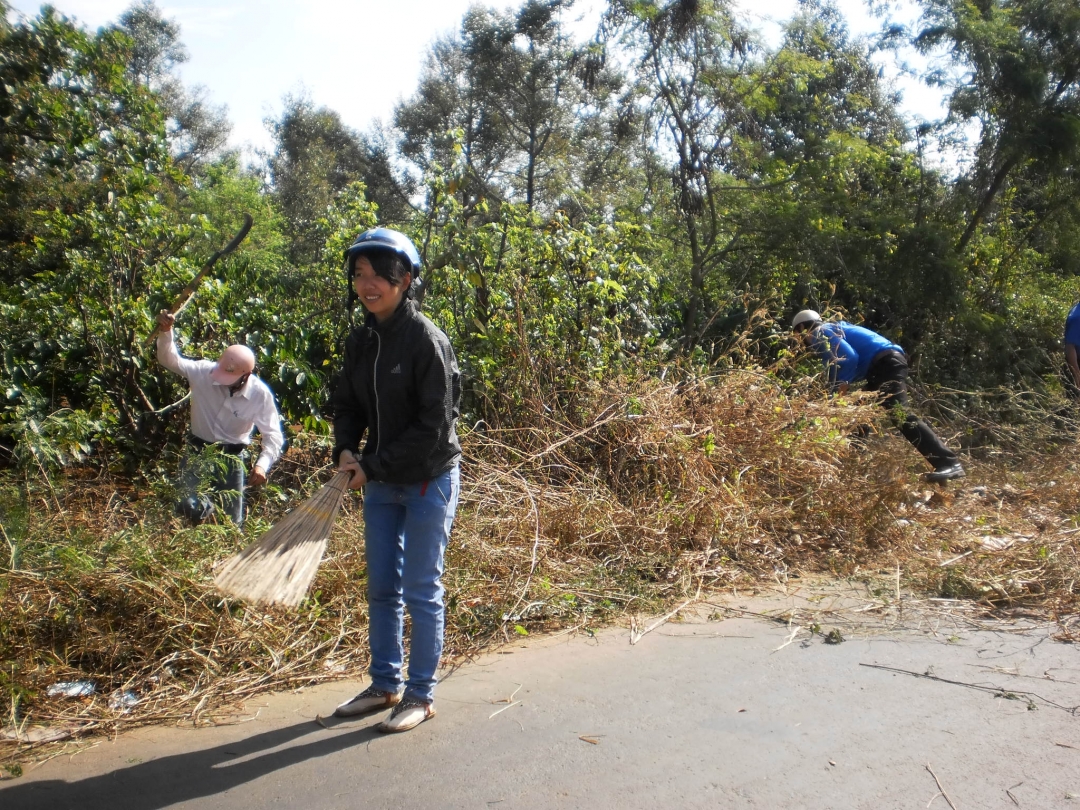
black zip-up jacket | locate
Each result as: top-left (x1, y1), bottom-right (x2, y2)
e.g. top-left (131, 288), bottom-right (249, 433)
top-left (332, 298), bottom-right (461, 484)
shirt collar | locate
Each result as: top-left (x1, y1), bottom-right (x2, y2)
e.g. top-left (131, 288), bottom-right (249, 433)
top-left (212, 376), bottom-right (254, 398)
top-left (367, 297), bottom-right (412, 333)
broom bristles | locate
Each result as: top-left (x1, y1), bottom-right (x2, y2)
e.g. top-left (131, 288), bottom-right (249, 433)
top-left (213, 471), bottom-right (352, 607)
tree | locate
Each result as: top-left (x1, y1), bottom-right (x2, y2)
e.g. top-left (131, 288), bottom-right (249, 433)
top-left (913, 0), bottom-right (1080, 251)
top-left (115, 0), bottom-right (185, 86)
top-left (604, 0), bottom-right (760, 347)
top-left (113, 1), bottom-right (231, 173)
top-left (418, 177), bottom-right (667, 423)
top-left (752, 1), bottom-right (905, 164)
top-left (396, 28), bottom-right (515, 214)
top-left (471, 0), bottom-right (580, 208)
top-left (175, 156), bottom-right (358, 429)
top-left (397, 0), bottom-right (614, 215)
top-left (266, 96), bottom-right (412, 265)
top-left (726, 0), bottom-right (958, 345)
top-left (0, 6), bottom-right (210, 462)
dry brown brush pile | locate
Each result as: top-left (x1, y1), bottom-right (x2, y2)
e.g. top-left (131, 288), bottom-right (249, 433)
top-left (894, 386), bottom-right (1080, 627)
top-left (2, 370), bottom-right (1078, 769)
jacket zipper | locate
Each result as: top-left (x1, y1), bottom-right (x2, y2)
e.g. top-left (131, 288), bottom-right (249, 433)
top-left (372, 330), bottom-right (382, 456)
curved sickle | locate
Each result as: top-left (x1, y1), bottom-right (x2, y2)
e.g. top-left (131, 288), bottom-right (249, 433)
top-left (146, 213), bottom-right (254, 346)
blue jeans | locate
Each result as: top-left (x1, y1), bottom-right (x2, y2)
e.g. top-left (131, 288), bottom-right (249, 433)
top-left (364, 465), bottom-right (459, 704)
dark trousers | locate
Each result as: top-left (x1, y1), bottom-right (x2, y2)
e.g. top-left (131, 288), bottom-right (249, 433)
top-left (864, 351), bottom-right (958, 470)
top-left (177, 436), bottom-right (247, 526)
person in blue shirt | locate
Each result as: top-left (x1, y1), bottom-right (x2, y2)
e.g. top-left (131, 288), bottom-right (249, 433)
top-left (1063, 303), bottom-right (1080, 394)
top-left (792, 310), bottom-right (965, 482)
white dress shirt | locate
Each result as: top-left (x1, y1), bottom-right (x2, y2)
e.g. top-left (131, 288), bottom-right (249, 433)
top-left (157, 332), bottom-right (284, 472)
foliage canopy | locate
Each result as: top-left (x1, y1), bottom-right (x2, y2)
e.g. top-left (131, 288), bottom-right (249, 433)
top-left (1, 0), bottom-right (1079, 469)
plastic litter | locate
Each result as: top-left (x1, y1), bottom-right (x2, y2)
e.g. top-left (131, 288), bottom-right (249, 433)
top-left (108, 690), bottom-right (140, 712)
top-left (46, 681), bottom-right (96, 698)
top-left (1, 723), bottom-right (81, 743)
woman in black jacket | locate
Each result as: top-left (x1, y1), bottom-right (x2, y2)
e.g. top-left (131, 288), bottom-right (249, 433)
top-left (330, 228), bottom-right (462, 733)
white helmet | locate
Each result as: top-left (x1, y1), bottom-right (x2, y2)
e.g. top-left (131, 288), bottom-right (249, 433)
top-left (791, 309), bottom-right (822, 330)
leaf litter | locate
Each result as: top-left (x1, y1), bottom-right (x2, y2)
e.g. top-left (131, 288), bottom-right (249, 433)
top-left (2, 371), bottom-right (1078, 768)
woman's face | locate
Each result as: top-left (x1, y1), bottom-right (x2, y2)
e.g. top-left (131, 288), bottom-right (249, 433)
top-left (352, 255), bottom-right (410, 322)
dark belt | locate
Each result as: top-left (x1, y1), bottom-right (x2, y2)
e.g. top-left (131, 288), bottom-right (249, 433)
top-left (188, 434), bottom-right (246, 455)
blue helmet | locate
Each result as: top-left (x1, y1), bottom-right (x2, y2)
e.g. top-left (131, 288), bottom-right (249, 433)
top-left (344, 228), bottom-right (422, 280)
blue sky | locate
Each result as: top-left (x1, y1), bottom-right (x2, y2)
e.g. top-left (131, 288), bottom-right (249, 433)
top-left (8, 0), bottom-right (942, 158)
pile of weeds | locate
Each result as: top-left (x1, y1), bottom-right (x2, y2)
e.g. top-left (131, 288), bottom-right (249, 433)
top-left (1, 369), bottom-right (1078, 771)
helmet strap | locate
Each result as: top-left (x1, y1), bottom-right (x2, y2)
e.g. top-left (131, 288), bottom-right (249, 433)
top-left (409, 277), bottom-right (426, 305)
top-left (228, 373), bottom-right (250, 396)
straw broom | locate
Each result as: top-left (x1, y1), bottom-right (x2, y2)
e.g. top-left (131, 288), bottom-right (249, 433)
top-left (213, 471), bottom-right (352, 607)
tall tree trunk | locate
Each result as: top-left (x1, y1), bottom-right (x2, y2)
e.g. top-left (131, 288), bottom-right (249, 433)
top-left (957, 154), bottom-right (1019, 252)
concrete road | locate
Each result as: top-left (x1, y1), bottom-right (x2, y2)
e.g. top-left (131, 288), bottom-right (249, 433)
top-left (3, 586), bottom-right (1079, 809)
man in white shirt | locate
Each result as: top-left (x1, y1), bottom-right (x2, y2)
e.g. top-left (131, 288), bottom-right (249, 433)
top-left (156, 311), bottom-right (285, 526)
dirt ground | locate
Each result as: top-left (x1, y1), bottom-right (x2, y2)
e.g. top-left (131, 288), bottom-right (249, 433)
top-left (2, 579), bottom-right (1078, 809)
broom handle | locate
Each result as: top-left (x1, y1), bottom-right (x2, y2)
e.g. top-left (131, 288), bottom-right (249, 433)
top-left (329, 469), bottom-right (354, 494)
top-left (146, 213), bottom-right (254, 348)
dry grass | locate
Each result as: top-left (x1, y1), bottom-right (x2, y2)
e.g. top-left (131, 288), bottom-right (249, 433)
top-left (1, 369), bottom-right (1078, 770)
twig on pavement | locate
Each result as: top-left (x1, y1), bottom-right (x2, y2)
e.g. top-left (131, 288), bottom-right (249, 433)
top-left (629, 588), bottom-right (701, 645)
top-left (925, 763), bottom-right (959, 810)
top-left (1006, 781), bottom-right (1022, 807)
top-left (488, 701), bottom-right (521, 719)
top-left (771, 625), bottom-right (803, 653)
top-left (860, 663), bottom-right (1079, 713)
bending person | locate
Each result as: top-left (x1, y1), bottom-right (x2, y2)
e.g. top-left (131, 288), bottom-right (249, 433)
top-left (792, 309), bottom-right (964, 483)
top-left (156, 311), bottom-right (284, 526)
top-left (1063, 301), bottom-right (1080, 396)
top-left (330, 228), bottom-right (462, 734)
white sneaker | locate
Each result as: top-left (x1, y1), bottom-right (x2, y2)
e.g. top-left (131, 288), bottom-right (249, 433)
top-left (333, 685), bottom-right (401, 717)
top-left (377, 696), bottom-right (435, 733)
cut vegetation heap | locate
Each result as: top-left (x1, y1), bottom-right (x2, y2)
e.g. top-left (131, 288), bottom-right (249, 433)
top-left (2, 369), bottom-right (1078, 766)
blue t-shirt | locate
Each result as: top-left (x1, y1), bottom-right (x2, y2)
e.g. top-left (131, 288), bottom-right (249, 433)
top-left (810, 321), bottom-right (903, 384)
top-left (1064, 303), bottom-right (1080, 347)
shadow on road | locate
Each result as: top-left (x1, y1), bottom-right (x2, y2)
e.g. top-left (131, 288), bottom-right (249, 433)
top-left (2, 716), bottom-right (381, 810)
